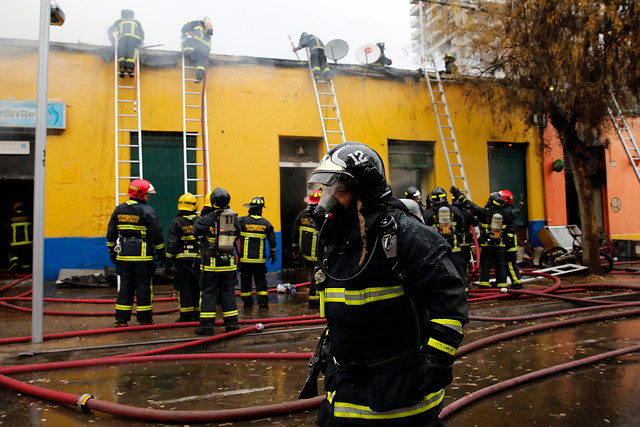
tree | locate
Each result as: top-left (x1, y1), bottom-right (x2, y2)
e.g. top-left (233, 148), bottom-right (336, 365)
top-left (458, 0), bottom-right (640, 274)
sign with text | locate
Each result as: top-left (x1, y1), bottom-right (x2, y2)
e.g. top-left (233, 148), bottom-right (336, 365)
top-left (0, 141), bottom-right (30, 155)
top-left (0, 100), bottom-right (66, 129)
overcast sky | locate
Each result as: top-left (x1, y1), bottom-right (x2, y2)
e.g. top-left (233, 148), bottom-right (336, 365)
top-left (2, 0), bottom-right (420, 70)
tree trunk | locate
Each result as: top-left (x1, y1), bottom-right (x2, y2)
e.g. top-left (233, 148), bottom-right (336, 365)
top-left (549, 110), bottom-right (603, 275)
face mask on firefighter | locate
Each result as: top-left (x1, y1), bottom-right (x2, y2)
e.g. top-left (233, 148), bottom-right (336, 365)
top-left (308, 183), bottom-right (353, 228)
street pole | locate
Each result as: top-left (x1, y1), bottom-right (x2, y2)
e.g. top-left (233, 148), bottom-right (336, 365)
top-left (32, 0), bottom-right (52, 343)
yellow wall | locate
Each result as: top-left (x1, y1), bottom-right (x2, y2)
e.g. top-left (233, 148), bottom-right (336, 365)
top-left (0, 40), bottom-right (543, 239)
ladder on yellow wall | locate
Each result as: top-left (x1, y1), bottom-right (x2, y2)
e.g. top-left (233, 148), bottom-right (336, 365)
top-left (181, 52), bottom-right (210, 205)
top-left (423, 56), bottom-right (471, 198)
top-left (305, 50), bottom-right (346, 153)
top-left (608, 93), bottom-right (640, 182)
top-left (114, 40), bottom-right (143, 206)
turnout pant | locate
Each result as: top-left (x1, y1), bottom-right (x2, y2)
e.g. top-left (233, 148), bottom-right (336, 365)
top-left (479, 245), bottom-right (507, 288)
top-left (183, 40), bottom-right (210, 81)
top-left (310, 50), bottom-right (330, 79)
top-left (199, 270), bottom-right (238, 329)
top-left (239, 263), bottom-right (268, 308)
top-left (115, 261), bottom-right (155, 323)
top-left (506, 250), bottom-right (523, 287)
top-left (117, 35), bottom-right (140, 73)
top-left (175, 260), bottom-right (201, 321)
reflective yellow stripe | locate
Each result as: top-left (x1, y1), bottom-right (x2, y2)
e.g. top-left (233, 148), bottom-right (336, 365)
top-left (200, 312), bottom-right (216, 319)
top-left (508, 262), bottom-right (522, 284)
top-left (115, 304), bottom-right (132, 311)
top-left (319, 290), bottom-right (326, 318)
top-left (116, 255), bottom-right (153, 261)
top-left (332, 389), bottom-right (444, 420)
top-left (223, 310), bottom-right (238, 317)
top-left (427, 338), bottom-right (456, 356)
top-left (324, 286), bottom-right (404, 305)
top-left (136, 305), bottom-right (152, 311)
top-left (257, 291), bottom-right (268, 296)
top-left (240, 292), bottom-right (252, 297)
top-left (240, 232), bottom-right (266, 263)
top-left (430, 318), bottom-right (463, 333)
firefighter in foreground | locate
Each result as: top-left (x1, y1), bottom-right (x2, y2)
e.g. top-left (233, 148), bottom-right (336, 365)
top-left (238, 196), bottom-right (277, 309)
top-left (293, 32), bottom-right (331, 80)
top-left (500, 189), bottom-right (524, 289)
top-left (193, 188), bottom-right (239, 336)
top-left (181, 17), bottom-right (213, 83)
top-left (299, 142), bottom-right (468, 426)
top-left (291, 190), bottom-right (322, 308)
top-left (7, 202), bottom-right (32, 273)
top-left (106, 179), bottom-right (165, 326)
top-left (108, 9), bottom-right (144, 78)
top-left (166, 193), bottom-right (201, 322)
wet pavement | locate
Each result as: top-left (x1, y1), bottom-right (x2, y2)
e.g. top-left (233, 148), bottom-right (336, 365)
top-left (1, 267), bottom-right (639, 426)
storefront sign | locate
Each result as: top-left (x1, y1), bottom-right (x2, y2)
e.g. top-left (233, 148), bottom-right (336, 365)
top-left (0, 141), bottom-right (30, 155)
top-left (0, 100), bottom-right (66, 129)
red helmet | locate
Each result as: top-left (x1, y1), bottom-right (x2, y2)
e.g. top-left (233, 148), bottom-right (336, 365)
top-left (127, 179), bottom-right (156, 199)
top-left (499, 189), bottom-right (513, 206)
top-left (304, 190), bottom-right (322, 205)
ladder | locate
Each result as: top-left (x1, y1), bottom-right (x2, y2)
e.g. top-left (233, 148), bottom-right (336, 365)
top-left (114, 39), bottom-right (143, 206)
top-left (423, 56), bottom-right (471, 198)
top-left (181, 52), bottom-right (211, 204)
top-left (608, 93), bottom-right (640, 182)
top-left (306, 50), bottom-right (346, 153)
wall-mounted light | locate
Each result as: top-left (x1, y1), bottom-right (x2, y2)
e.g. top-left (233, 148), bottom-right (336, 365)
top-left (297, 145), bottom-right (305, 156)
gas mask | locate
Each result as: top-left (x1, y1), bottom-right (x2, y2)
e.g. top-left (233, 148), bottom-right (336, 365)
top-left (308, 183), bottom-right (351, 229)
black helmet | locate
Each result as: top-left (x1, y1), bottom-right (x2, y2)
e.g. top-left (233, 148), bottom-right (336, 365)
top-left (210, 187), bottom-right (231, 209)
top-left (307, 142), bottom-right (391, 203)
top-left (429, 186), bottom-right (447, 204)
top-left (487, 192), bottom-right (505, 209)
top-left (121, 9), bottom-right (134, 19)
top-left (243, 196), bottom-right (265, 208)
top-left (404, 186), bottom-right (420, 199)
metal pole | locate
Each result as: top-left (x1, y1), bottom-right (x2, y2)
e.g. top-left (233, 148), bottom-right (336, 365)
top-left (32, 0), bottom-right (51, 343)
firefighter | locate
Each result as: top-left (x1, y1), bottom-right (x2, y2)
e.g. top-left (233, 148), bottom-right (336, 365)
top-left (106, 179), bottom-right (165, 327)
top-left (108, 9), bottom-right (144, 78)
top-left (237, 196), bottom-right (277, 309)
top-left (293, 32), bottom-right (331, 81)
top-left (7, 202), bottom-right (32, 273)
top-left (452, 195), bottom-right (479, 280)
top-left (423, 187), bottom-right (467, 283)
top-left (500, 189), bottom-right (525, 289)
top-left (371, 42), bottom-right (392, 67)
top-left (403, 185), bottom-right (425, 219)
top-left (193, 188), bottom-right (240, 335)
top-left (291, 190), bottom-right (322, 308)
top-left (299, 142), bottom-right (468, 426)
top-left (166, 193), bottom-right (201, 322)
top-left (451, 187), bottom-right (513, 289)
top-left (181, 17), bottom-right (213, 83)
top-left (442, 53), bottom-right (457, 75)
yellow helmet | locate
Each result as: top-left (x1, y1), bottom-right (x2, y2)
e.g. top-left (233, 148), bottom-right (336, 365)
top-left (203, 191), bottom-right (213, 208)
top-left (178, 192), bottom-right (197, 211)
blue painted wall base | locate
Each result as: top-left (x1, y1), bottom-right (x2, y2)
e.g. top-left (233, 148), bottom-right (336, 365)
top-left (528, 220), bottom-right (546, 247)
top-left (43, 232), bottom-right (283, 282)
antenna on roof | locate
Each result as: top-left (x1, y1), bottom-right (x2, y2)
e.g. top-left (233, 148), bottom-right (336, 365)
top-left (325, 39), bottom-right (349, 64)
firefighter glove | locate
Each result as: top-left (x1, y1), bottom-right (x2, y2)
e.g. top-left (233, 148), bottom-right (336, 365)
top-left (109, 250), bottom-right (117, 264)
top-left (418, 353), bottom-right (454, 394)
top-left (268, 251), bottom-right (277, 265)
top-left (450, 186), bottom-right (466, 204)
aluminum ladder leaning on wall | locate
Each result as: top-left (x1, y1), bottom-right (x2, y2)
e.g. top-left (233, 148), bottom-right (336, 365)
top-left (305, 48), bottom-right (347, 153)
top-left (181, 51), bottom-right (211, 205)
top-left (113, 37), bottom-right (144, 206)
top-left (608, 92), bottom-right (640, 182)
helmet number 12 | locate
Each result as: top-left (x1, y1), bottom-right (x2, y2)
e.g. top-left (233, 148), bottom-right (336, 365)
top-left (348, 151), bottom-right (368, 165)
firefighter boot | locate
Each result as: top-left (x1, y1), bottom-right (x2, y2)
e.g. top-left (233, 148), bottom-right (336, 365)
top-left (242, 296), bottom-right (253, 308)
top-left (195, 327), bottom-right (214, 336)
top-left (258, 295), bottom-right (269, 309)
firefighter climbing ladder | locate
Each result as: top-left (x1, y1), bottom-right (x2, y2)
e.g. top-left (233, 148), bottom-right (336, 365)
top-left (114, 40), bottom-right (143, 206)
top-left (306, 51), bottom-right (346, 153)
top-left (608, 93), bottom-right (640, 182)
top-left (181, 52), bottom-right (211, 204)
top-left (423, 56), bottom-right (471, 198)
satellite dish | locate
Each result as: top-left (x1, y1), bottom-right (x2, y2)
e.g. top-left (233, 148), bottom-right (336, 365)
top-left (325, 39), bottom-right (349, 61)
top-left (355, 43), bottom-right (381, 65)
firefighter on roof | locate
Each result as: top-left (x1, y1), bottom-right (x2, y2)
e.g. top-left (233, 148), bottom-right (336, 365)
top-left (237, 196), bottom-right (277, 309)
top-left (166, 193), bottom-right (201, 322)
top-left (108, 9), bottom-right (144, 78)
top-left (298, 142), bottom-right (468, 426)
top-left (106, 179), bottom-right (165, 327)
top-left (293, 32), bottom-right (331, 81)
top-left (181, 17), bottom-right (213, 83)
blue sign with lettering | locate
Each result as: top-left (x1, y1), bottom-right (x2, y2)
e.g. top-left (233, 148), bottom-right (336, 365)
top-left (0, 100), bottom-right (66, 129)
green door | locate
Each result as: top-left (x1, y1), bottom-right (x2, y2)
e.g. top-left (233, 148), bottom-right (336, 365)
top-left (488, 142), bottom-right (528, 226)
top-left (139, 132), bottom-right (185, 241)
